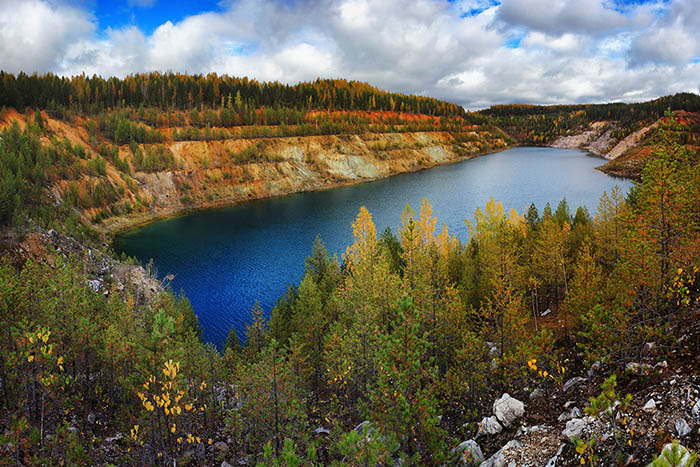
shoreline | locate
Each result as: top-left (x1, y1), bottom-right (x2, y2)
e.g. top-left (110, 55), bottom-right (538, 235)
top-left (104, 145), bottom-right (511, 237)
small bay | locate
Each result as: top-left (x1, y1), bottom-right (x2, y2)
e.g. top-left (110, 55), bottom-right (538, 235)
top-left (114, 147), bottom-right (633, 348)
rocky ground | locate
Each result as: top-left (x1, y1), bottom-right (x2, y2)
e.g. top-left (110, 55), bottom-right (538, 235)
top-left (453, 328), bottom-right (700, 466)
top-left (6, 225), bottom-right (162, 306)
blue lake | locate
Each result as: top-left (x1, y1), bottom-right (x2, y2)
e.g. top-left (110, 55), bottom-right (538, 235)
top-left (114, 147), bottom-right (633, 348)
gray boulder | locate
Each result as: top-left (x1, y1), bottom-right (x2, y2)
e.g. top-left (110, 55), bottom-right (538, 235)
top-left (481, 440), bottom-right (522, 467)
top-left (479, 415), bottom-right (503, 435)
top-left (675, 418), bottom-right (691, 438)
top-left (493, 393), bottom-right (525, 427)
top-left (562, 377), bottom-right (586, 392)
top-left (562, 418), bottom-right (588, 442)
top-left (643, 399), bottom-right (656, 412)
top-left (453, 439), bottom-right (485, 465)
top-left (558, 407), bottom-right (583, 422)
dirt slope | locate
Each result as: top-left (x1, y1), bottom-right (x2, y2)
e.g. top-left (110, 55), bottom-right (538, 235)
top-left (2, 110), bottom-right (509, 233)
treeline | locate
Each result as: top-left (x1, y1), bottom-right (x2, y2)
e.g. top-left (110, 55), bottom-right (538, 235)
top-left (482, 92), bottom-right (700, 144)
top-left (482, 93), bottom-right (700, 122)
top-left (1, 121), bottom-right (697, 464)
top-left (0, 71), bottom-right (466, 118)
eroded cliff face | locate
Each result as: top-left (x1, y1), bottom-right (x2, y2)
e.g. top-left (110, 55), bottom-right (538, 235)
top-left (0, 108), bottom-right (509, 233)
top-left (548, 111), bottom-right (700, 178)
top-left (102, 131), bottom-right (507, 232)
top-left (549, 120), bottom-right (654, 160)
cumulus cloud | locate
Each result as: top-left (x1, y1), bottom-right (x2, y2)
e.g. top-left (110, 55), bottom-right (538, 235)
top-left (0, 0), bottom-right (95, 74)
top-left (629, 0), bottom-right (700, 65)
top-left (1, 0), bottom-right (699, 108)
top-left (496, 0), bottom-right (630, 36)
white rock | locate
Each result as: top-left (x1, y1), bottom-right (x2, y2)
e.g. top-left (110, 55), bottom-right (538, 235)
top-left (493, 393), bottom-right (525, 427)
top-left (558, 407), bottom-right (583, 422)
top-left (481, 440), bottom-right (522, 467)
top-left (563, 377), bottom-right (586, 392)
top-left (675, 419), bottom-right (691, 438)
top-left (643, 399), bottom-right (657, 412)
top-left (692, 402), bottom-right (700, 418)
top-left (545, 444), bottom-right (565, 467)
top-left (562, 418), bottom-right (587, 442)
top-left (479, 415), bottom-right (503, 435)
top-left (486, 342), bottom-right (499, 358)
top-left (654, 360), bottom-right (668, 370)
top-left (454, 439), bottom-right (485, 465)
top-left (530, 388), bottom-right (544, 400)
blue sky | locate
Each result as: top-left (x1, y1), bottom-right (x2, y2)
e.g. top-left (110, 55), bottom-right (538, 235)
top-left (1, 0), bottom-right (698, 109)
top-left (88, 0), bottom-right (223, 35)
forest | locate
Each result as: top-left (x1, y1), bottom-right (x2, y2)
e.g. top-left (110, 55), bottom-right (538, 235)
top-left (0, 70), bottom-right (699, 464)
top-left (0, 72), bottom-right (466, 118)
top-left (0, 109), bottom-right (698, 464)
top-left (482, 93), bottom-right (700, 144)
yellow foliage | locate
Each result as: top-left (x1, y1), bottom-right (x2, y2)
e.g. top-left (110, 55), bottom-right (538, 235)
top-left (343, 206), bottom-right (377, 266)
top-left (417, 198), bottom-right (437, 244)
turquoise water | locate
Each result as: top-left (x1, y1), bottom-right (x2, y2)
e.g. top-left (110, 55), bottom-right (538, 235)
top-left (114, 147), bottom-right (633, 348)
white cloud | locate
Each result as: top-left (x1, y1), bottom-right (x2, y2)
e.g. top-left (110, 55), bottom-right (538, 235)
top-left (521, 32), bottom-right (584, 54)
top-left (629, 0), bottom-right (700, 65)
top-left (2, 0), bottom-right (700, 108)
top-left (0, 0), bottom-right (95, 74)
top-left (496, 0), bottom-right (630, 36)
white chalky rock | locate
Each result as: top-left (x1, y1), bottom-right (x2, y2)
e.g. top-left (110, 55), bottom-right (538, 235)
top-left (493, 393), bottom-right (525, 427)
top-left (479, 415), bottom-right (503, 435)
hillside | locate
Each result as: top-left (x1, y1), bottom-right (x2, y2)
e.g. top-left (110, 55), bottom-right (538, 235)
top-left (598, 110), bottom-right (700, 177)
top-left (0, 107), bottom-right (509, 234)
top-left (482, 93), bottom-right (700, 178)
top-left (1, 74), bottom-right (700, 465)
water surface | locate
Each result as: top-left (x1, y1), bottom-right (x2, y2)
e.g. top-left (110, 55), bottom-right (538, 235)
top-left (114, 147), bottom-right (633, 348)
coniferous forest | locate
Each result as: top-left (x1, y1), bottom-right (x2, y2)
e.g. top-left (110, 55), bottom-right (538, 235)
top-left (0, 72), bottom-right (700, 466)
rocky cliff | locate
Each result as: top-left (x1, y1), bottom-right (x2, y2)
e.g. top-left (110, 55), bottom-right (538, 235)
top-left (549, 111), bottom-right (700, 178)
top-left (100, 130), bottom-right (508, 233)
top-left (0, 110), bottom-right (509, 234)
